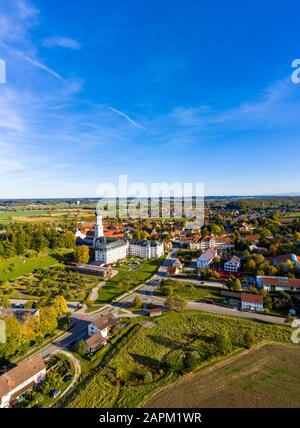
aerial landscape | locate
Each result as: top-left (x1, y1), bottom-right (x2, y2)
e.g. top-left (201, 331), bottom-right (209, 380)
top-left (0, 0), bottom-right (300, 418)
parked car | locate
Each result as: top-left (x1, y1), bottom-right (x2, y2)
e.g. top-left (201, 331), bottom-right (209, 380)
top-left (49, 389), bottom-right (61, 398)
top-left (62, 374), bottom-right (72, 383)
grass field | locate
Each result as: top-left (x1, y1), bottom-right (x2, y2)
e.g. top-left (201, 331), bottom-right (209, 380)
top-left (64, 311), bottom-right (293, 408)
top-left (146, 343), bottom-right (300, 408)
top-left (96, 258), bottom-right (164, 304)
top-left (0, 253), bottom-right (61, 282)
top-left (157, 279), bottom-right (223, 301)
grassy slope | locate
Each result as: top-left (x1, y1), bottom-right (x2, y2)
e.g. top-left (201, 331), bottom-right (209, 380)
top-left (97, 258), bottom-right (163, 303)
top-left (146, 343), bottom-right (300, 408)
top-left (65, 310), bottom-right (292, 409)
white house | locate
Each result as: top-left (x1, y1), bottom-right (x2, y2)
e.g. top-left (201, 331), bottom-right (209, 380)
top-left (224, 256), bottom-right (241, 273)
top-left (200, 235), bottom-right (235, 251)
top-left (241, 293), bottom-right (264, 313)
top-left (88, 313), bottom-right (118, 338)
top-left (197, 248), bottom-right (218, 269)
top-left (256, 276), bottom-right (300, 292)
top-left (0, 354), bottom-right (46, 408)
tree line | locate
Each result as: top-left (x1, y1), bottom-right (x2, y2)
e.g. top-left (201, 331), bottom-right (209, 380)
top-left (0, 223), bottom-right (75, 259)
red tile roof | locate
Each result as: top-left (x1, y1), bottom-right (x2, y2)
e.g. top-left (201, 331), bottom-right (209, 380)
top-left (241, 293), bottom-right (263, 304)
top-left (261, 277), bottom-right (300, 289)
top-left (0, 354), bottom-right (45, 398)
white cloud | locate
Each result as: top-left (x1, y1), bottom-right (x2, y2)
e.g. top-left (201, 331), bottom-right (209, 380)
top-left (43, 36), bottom-right (81, 50)
top-left (109, 107), bottom-right (146, 130)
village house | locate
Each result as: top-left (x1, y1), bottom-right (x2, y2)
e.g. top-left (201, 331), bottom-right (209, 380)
top-left (167, 259), bottom-right (183, 276)
top-left (241, 293), bottom-right (264, 313)
top-left (188, 235), bottom-right (202, 250)
top-left (256, 276), bottom-right (300, 292)
top-left (0, 354), bottom-right (46, 408)
top-left (200, 235), bottom-right (235, 251)
top-left (87, 313), bottom-right (118, 339)
top-left (197, 248), bottom-right (218, 269)
top-left (239, 222), bottom-right (254, 233)
top-left (224, 256), bottom-right (241, 273)
top-left (266, 254), bottom-right (300, 269)
top-left (85, 332), bottom-right (107, 354)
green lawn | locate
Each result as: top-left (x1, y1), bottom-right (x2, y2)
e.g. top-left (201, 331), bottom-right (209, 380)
top-left (0, 250), bottom-right (73, 282)
top-left (157, 279), bottom-right (223, 301)
top-left (64, 310), bottom-right (293, 409)
top-left (97, 258), bottom-right (164, 304)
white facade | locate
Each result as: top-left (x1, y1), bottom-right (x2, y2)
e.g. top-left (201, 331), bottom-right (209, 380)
top-left (95, 239), bottom-right (164, 265)
top-left (224, 256), bottom-right (241, 273)
top-left (241, 300), bottom-right (263, 313)
top-left (197, 248), bottom-right (218, 269)
top-left (88, 323), bottom-right (109, 338)
top-left (95, 241), bottom-right (128, 265)
top-left (0, 355), bottom-right (46, 408)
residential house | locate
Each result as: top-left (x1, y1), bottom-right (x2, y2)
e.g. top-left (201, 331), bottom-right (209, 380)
top-left (224, 256), bottom-right (241, 273)
top-left (197, 248), bottom-right (218, 269)
top-left (267, 254), bottom-right (300, 269)
top-left (200, 235), bottom-right (234, 251)
top-left (256, 276), bottom-right (300, 292)
top-left (241, 293), bottom-right (264, 313)
top-left (85, 332), bottom-right (107, 354)
top-left (88, 313), bottom-right (118, 338)
top-left (0, 354), bottom-right (46, 408)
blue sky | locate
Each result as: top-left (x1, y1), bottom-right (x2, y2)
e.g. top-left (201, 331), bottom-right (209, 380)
top-left (0, 0), bottom-right (300, 198)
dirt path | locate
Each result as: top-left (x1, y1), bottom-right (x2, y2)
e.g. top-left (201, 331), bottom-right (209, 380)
top-left (51, 350), bottom-right (81, 408)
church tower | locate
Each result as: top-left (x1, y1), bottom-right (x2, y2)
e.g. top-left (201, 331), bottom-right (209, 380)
top-left (94, 209), bottom-right (104, 245)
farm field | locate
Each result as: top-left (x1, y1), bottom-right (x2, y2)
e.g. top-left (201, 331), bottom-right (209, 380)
top-left (157, 279), bottom-right (223, 302)
top-left (146, 343), bottom-right (300, 408)
top-left (96, 258), bottom-right (164, 303)
top-left (64, 311), bottom-right (292, 409)
top-left (0, 208), bottom-right (95, 224)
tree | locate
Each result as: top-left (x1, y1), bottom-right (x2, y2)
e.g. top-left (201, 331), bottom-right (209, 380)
top-left (0, 295), bottom-right (11, 308)
top-left (86, 299), bottom-right (93, 311)
top-left (184, 351), bottom-right (199, 372)
top-left (57, 231), bottom-right (75, 249)
top-left (133, 295), bottom-right (143, 309)
top-left (39, 307), bottom-right (58, 336)
top-left (53, 296), bottom-right (69, 317)
top-left (77, 339), bottom-right (88, 356)
top-left (74, 245), bottom-right (90, 264)
top-left (213, 332), bottom-right (232, 356)
top-left (226, 279), bottom-right (234, 290)
top-left (0, 316), bottom-right (27, 360)
top-left (243, 329), bottom-right (256, 349)
top-left (159, 285), bottom-right (174, 296)
top-left (233, 278), bottom-right (242, 291)
top-left (165, 295), bottom-right (187, 312)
